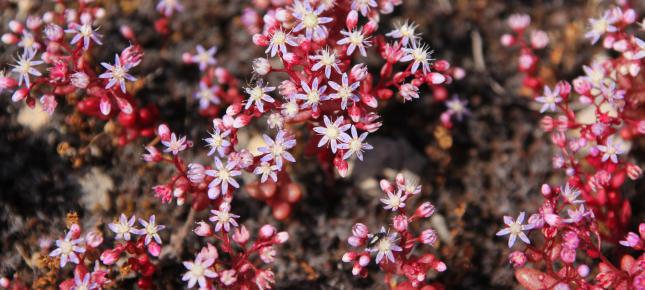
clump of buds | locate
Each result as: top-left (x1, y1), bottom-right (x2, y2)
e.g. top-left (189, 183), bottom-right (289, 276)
top-left (1, 1), bottom-right (158, 146)
top-left (504, 5), bottom-right (643, 240)
top-left (203, 0), bottom-right (467, 217)
top-left (43, 214), bottom-right (165, 289)
top-left (343, 173), bottom-right (445, 289)
top-left (183, 213), bottom-right (289, 289)
top-left (497, 183), bottom-right (644, 289)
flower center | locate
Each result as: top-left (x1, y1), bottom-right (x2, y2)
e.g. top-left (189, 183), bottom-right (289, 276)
top-left (326, 126), bottom-right (339, 139)
top-left (60, 240), bottom-right (73, 254)
top-left (191, 264), bottom-right (205, 277)
top-left (250, 86), bottom-right (264, 101)
top-left (303, 13), bottom-right (319, 28)
top-left (272, 31), bottom-right (286, 44)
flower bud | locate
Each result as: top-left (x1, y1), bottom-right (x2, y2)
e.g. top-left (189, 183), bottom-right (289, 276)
top-left (358, 254), bottom-right (370, 267)
top-left (393, 215), bottom-right (409, 232)
top-left (415, 202), bottom-right (435, 218)
top-left (350, 63), bottom-right (368, 81)
top-left (45, 24), bottom-right (64, 41)
top-left (500, 33), bottom-right (515, 47)
top-left (508, 14), bottom-right (530, 31)
top-left (194, 221), bottom-right (212, 237)
top-left (100, 248), bottom-right (121, 265)
top-left (252, 58), bottom-right (271, 75)
top-left (530, 30), bottom-right (549, 49)
top-left (347, 236), bottom-right (363, 247)
top-left (352, 223), bottom-right (369, 238)
top-left (348, 103), bottom-right (362, 123)
top-left (559, 247), bottom-right (576, 264)
top-left (121, 44), bottom-right (144, 67)
top-left (147, 242), bottom-right (161, 257)
top-left (342, 251), bottom-right (357, 262)
top-left (275, 231), bottom-right (289, 244)
top-left (1, 33), bottom-right (18, 45)
top-left (187, 163), bottom-right (206, 183)
top-left (259, 224), bottom-right (277, 239)
top-left (421, 229), bottom-right (437, 245)
top-left (11, 88), bottom-right (29, 102)
top-left (562, 231), bottom-right (579, 249)
top-left (233, 225), bottom-right (250, 244)
top-left (577, 264), bottom-right (590, 277)
top-left (509, 251), bottom-right (527, 267)
top-left (157, 124), bottom-right (171, 141)
top-left (626, 164), bottom-right (642, 181)
top-left (71, 72), bottom-right (90, 89)
top-left (541, 184), bottom-right (552, 197)
top-left (86, 230), bottom-right (104, 248)
top-left (346, 10), bottom-right (358, 30)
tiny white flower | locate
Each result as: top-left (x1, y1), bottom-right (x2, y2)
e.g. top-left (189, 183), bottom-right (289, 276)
top-left (49, 230), bottom-right (86, 268)
top-left (496, 212), bottom-right (533, 248)
top-left (11, 49), bottom-right (43, 87)
top-left (108, 214), bottom-right (138, 241)
top-left (313, 115), bottom-right (351, 153)
top-left (328, 73), bottom-right (360, 110)
top-left (192, 45), bottom-right (217, 71)
top-left (245, 82), bottom-right (276, 112)
top-left (337, 28), bottom-right (371, 57)
top-left (338, 125), bottom-right (372, 161)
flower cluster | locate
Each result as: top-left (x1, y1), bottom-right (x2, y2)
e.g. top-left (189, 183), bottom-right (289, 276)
top-left (182, 44), bottom-right (244, 118)
top-left (342, 173), bottom-right (446, 288)
top-left (43, 213), bottom-right (165, 289)
top-left (499, 5), bottom-right (644, 289)
top-left (0, 2), bottom-right (158, 146)
top-left (503, 5), bottom-right (643, 240)
top-left (497, 183), bottom-right (644, 289)
top-left (186, 217), bottom-right (289, 289)
top-left (223, 0), bottom-right (465, 215)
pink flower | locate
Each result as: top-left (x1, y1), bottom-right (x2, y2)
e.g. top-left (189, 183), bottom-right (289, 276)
top-left (205, 157), bottom-right (241, 195)
top-left (65, 19), bottom-right (103, 50)
top-left (182, 255), bottom-right (217, 289)
top-left (209, 203), bottom-right (240, 232)
top-left (313, 115), bottom-right (351, 153)
top-left (292, 1), bottom-right (333, 40)
top-left (496, 212), bottom-right (533, 248)
top-left (401, 42), bottom-right (433, 74)
top-left (380, 190), bottom-right (407, 211)
top-left (49, 230), bottom-right (85, 268)
top-left (108, 214), bottom-right (137, 241)
top-left (132, 215), bottom-right (165, 245)
top-left (161, 133), bottom-right (187, 155)
top-left (366, 227), bottom-right (402, 264)
top-left (337, 28), bottom-right (372, 57)
top-left (99, 54), bottom-right (137, 93)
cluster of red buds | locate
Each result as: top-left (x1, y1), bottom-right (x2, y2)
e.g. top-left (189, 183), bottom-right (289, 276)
top-left (497, 182), bottom-right (644, 289)
top-left (0, 1), bottom-right (157, 146)
top-left (342, 173), bottom-right (446, 289)
top-left (181, 44), bottom-right (244, 119)
top-left (23, 214), bottom-right (166, 289)
top-left (186, 219), bottom-right (289, 289)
